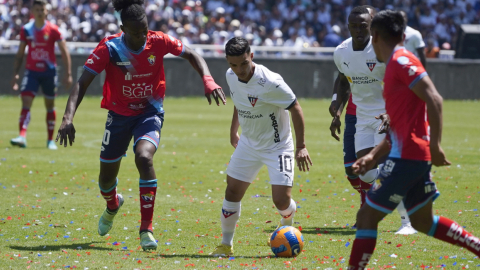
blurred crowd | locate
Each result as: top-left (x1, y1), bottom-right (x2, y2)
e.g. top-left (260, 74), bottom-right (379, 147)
top-left (1, 0), bottom-right (479, 54)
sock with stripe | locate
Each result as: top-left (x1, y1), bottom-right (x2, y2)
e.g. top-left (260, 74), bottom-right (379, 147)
top-left (278, 198), bottom-right (296, 226)
top-left (19, 108), bottom-right (30, 137)
top-left (428, 215), bottom-right (480, 256)
top-left (100, 178), bottom-right (119, 211)
top-left (139, 179), bottom-right (158, 232)
top-left (46, 109), bottom-right (56, 141)
top-left (348, 229), bottom-right (377, 269)
top-left (221, 200), bottom-right (241, 246)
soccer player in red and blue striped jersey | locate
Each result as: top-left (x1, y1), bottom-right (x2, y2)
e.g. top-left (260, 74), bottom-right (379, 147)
top-left (348, 10), bottom-right (480, 269)
top-left (56, 0), bottom-right (226, 251)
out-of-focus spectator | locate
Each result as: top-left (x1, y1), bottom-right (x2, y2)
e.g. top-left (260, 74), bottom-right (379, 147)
top-left (425, 39), bottom-right (440, 58)
top-left (323, 25), bottom-right (342, 47)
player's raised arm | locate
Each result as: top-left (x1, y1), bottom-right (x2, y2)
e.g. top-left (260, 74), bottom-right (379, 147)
top-left (289, 100), bottom-right (313, 171)
top-left (11, 41), bottom-right (27, 91)
top-left (57, 39), bottom-right (73, 90)
top-left (410, 76), bottom-right (450, 166)
top-left (179, 46), bottom-right (226, 106)
top-left (56, 70), bottom-right (96, 147)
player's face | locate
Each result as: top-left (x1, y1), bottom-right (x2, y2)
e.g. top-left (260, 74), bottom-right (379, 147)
top-left (32, 4), bottom-right (47, 21)
top-left (226, 52), bottom-right (254, 81)
top-left (121, 17), bottom-right (149, 51)
top-left (348, 13), bottom-right (372, 46)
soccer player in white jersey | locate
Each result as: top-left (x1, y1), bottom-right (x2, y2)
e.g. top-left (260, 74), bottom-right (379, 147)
top-left (333, 6), bottom-right (415, 235)
top-left (400, 10), bottom-right (427, 68)
top-left (210, 37), bottom-right (312, 256)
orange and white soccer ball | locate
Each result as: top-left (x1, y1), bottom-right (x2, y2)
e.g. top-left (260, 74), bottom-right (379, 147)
top-left (269, 226), bottom-right (304, 257)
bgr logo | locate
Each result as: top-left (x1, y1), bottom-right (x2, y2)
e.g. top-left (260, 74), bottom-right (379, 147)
top-left (123, 83), bottom-right (153, 98)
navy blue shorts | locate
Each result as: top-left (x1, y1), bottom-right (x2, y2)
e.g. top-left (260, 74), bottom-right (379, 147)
top-left (343, 114), bottom-right (357, 167)
top-left (20, 68), bottom-right (57, 99)
top-left (366, 158), bottom-right (439, 215)
top-left (100, 111), bottom-right (164, 163)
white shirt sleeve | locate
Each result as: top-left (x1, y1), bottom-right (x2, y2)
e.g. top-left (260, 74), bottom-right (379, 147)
top-left (333, 49), bottom-right (343, 74)
top-left (263, 78), bottom-right (297, 109)
top-left (413, 30), bottom-right (425, 49)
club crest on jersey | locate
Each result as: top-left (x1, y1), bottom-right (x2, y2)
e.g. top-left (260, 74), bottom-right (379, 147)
top-left (372, 179), bottom-right (383, 191)
top-left (44, 33), bottom-right (49, 41)
top-left (222, 209), bottom-right (237, 218)
top-left (147, 54), bottom-right (156, 65)
top-left (248, 94), bottom-right (258, 107)
top-left (366, 59), bottom-right (377, 72)
top-left (141, 193), bottom-right (155, 202)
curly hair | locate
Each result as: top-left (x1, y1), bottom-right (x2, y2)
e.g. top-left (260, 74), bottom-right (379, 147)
top-left (112, 0), bottom-right (146, 23)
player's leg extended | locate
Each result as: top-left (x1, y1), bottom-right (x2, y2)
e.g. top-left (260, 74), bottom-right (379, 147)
top-left (348, 204), bottom-right (387, 269)
top-left (272, 185), bottom-right (296, 226)
top-left (11, 82), bottom-right (37, 147)
top-left (44, 97), bottom-right (57, 150)
top-left (409, 200), bottom-right (480, 256)
top-left (98, 160), bottom-right (124, 236)
top-left (344, 114), bottom-right (362, 202)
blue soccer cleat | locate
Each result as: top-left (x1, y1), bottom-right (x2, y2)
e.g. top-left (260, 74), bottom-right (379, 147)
top-left (10, 136), bottom-right (27, 148)
top-left (98, 194), bottom-right (124, 236)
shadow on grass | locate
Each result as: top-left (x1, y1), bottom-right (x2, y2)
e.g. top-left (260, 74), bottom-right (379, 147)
top-left (300, 226), bottom-right (356, 236)
top-left (9, 242), bottom-right (112, 251)
top-left (150, 254), bottom-right (275, 259)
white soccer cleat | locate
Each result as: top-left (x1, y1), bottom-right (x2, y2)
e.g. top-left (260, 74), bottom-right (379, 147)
top-left (395, 223), bottom-right (417, 235)
top-left (47, 140), bottom-right (58, 150)
top-left (140, 231), bottom-right (158, 251)
top-left (10, 136), bottom-right (27, 148)
top-left (98, 194), bottom-right (124, 236)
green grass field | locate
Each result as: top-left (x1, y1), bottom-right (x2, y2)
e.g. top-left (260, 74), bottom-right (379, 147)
top-left (1, 96), bottom-right (479, 269)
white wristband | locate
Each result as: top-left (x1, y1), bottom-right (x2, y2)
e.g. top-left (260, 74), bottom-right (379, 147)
top-left (332, 93), bottom-right (337, 102)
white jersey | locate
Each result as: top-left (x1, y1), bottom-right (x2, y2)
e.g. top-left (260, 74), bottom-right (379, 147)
top-left (333, 37), bottom-right (386, 119)
top-left (226, 64), bottom-right (296, 151)
top-left (404, 26), bottom-right (425, 56)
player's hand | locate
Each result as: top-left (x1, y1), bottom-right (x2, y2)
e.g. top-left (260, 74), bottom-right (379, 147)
top-left (430, 144), bottom-right (451, 167)
top-left (352, 154), bottom-right (376, 175)
top-left (63, 74), bottom-right (73, 90)
top-left (203, 75), bottom-right (226, 106)
top-left (376, 113), bottom-right (390, 134)
top-left (11, 74), bottom-right (19, 91)
top-left (328, 100), bottom-right (337, 117)
top-left (295, 148), bottom-right (313, 172)
top-left (230, 132), bottom-right (240, 148)
top-left (329, 116), bottom-right (342, 141)
top-left (56, 119), bottom-right (76, 147)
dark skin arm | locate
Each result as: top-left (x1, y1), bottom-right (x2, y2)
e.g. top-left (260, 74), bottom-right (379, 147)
top-left (56, 70), bottom-right (96, 147)
top-left (329, 72), bottom-right (351, 141)
top-left (11, 41), bottom-right (27, 91)
top-left (416, 47), bottom-right (427, 69)
top-left (180, 46), bottom-right (226, 106)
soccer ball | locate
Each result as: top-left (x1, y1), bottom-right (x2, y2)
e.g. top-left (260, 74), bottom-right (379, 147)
top-left (269, 226), bottom-right (304, 257)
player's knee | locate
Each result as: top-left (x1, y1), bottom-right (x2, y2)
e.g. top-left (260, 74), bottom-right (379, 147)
top-left (410, 215), bottom-right (432, 234)
top-left (225, 186), bottom-right (243, 201)
top-left (135, 150), bottom-right (154, 169)
top-left (98, 174), bottom-right (116, 190)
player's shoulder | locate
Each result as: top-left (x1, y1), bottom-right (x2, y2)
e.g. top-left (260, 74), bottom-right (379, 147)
top-left (389, 48), bottom-right (422, 71)
top-left (147, 30), bottom-right (167, 41)
top-left (256, 64), bottom-right (283, 85)
top-left (334, 38), bottom-right (351, 52)
top-left (22, 21), bottom-right (34, 30)
top-left (226, 68), bottom-right (236, 77)
top-left (406, 26), bottom-right (422, 37)
top-left (45, 20), bottom-right (59, 30)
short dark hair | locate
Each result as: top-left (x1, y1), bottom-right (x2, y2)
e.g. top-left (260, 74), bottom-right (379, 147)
top-left (371, 10), bottom-right (405, 44)
top-left (350, 5), bottom-right (370, 17)
top-left (112, 0), bottom-right (146, 23)
top-left (33, 0), bottom-right (47, 6)
top-left (225, 37), bottom-right (251, 57)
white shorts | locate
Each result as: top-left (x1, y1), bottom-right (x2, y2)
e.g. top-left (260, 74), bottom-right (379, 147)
top-left (226, 140), bottom-right (294, 186)
top-left (355, 117), bottom-right (386, 152)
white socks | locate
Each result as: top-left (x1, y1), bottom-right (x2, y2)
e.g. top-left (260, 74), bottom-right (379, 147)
top-left (220, 200), bottom-right (241, 246)
top-left (278, 198), bottom-right (296, 226)
top-left (359, 168), bottom-right (379, 184)
top-left (396, 201), bottom-right (411, 225)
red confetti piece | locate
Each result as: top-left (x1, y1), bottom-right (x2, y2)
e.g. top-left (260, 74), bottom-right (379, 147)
top-left (396, 244), bottom-right (402, 247)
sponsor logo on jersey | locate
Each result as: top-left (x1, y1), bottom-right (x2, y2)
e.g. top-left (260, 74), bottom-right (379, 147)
top-left (141, 193), bottom-right (155, 202)
top-left (257, 78), bottom-right (266, 87)
top-left (388, 194), bottom-right (403, 203)
top-left (125, 72), bottom-right (132, 81)
top-left (408, 65), bottom-right (418, 76)
top-left (397, 56), bottom-right (410, 65)
top-left (92, 53), bottom-right (100, 60)
top-left (123, 83), bottom-right (153, 98)
top-left (343, 62), bottom-right (350, 68)
top-left (366, 59), bottom-right (377, 72)
top-left (346, 76), bottom-right (353, 83)
top-left (270, 113), bottom-right (280, 143)
top-left (222, 209), bottom-right (237, 218)
top-left (106, 113), bottom-right (113, 126)
top-left (248, 94), bottom-right (258, 107)
top-left (133, 73), bottom-right (153, 78)
top-left (237, 109), bottom-right (263, 119)
top-left (147, 54), bottom-right (156, 65)
top-left (87, 59), bottom-right (94, 64)
top-left (116, 61), bottom-right (131, 66)
top-left (128, 103), bottom-right (146, 110)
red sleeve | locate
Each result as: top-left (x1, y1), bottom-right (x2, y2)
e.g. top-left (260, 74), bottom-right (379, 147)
top-left (161, 33), bottom-right (185, 56)
top-left (83, 39), bottom-right (110, 75)
top-left (392, 53), bottom-right (427, 89)
top-left (20, 26), bottom-right (26, 42)
top-left (53, 26), bottom-right (63, 41)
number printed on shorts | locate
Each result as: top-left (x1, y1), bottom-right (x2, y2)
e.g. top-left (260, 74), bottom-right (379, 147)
top-left (102, 129), bottom-right (111, 145)
top-left (279, 155), bottom-right (293, 173)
